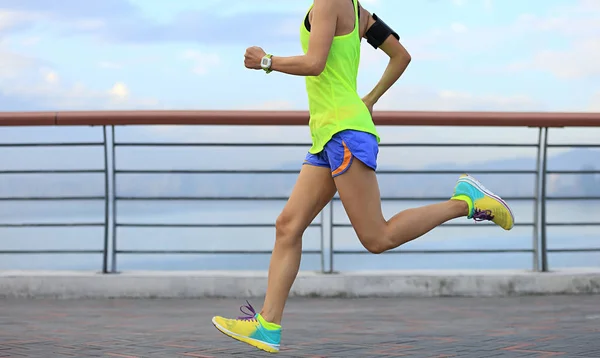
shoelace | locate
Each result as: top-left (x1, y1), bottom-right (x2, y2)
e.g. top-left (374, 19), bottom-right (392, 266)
top-left (473, 208), bottom-right (494, 222)
top-left (237, 300), bottom-right (257, 321)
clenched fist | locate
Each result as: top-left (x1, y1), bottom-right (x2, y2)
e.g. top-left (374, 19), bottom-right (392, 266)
top-left (244, 46), bottom-right (266, 70)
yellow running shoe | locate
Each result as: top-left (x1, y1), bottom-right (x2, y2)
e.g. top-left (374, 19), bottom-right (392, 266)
top-left (451, 174), bottom-right (515, 230)
top-left (212, 301), bottom-right (281, 353)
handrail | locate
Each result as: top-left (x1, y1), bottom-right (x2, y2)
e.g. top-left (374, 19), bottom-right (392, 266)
top-left (1, 110), bottom-right (600, 127)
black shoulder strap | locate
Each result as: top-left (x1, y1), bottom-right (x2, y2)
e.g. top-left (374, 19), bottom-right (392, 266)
top-left (305, 0), bottom-right (359, 32)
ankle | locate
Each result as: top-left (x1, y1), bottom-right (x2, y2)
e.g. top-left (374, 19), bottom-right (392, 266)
top-left (257, 313), bottom-right (282, 330)
top-left (258, 310), bottom-right (280, 325)
top-left (449, 198), bottom-right (470, 217)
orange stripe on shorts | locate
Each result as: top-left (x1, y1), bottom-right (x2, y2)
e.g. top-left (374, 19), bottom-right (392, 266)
top-left (331, 141), bottom-right (352, 176)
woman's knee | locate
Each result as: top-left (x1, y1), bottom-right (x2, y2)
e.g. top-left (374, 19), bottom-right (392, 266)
top-left (361, 239), bottom-right (388, 254)
top-left (275, 211), bottom-right (306, 246)
top-left (356, 227), bottom-right (391, 254)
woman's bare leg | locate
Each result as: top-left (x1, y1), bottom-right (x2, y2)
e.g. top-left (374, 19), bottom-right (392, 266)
top-left (334, 159), bottom-right (469, 253)
top-left (259, 164), bottom-right (336, 324)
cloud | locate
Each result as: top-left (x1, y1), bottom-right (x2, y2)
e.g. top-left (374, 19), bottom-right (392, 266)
top-left (450, 22), bottom-right (468, 33)
top-left (0, 49), bottom-right (156, 110)
top-left (489, 1), bottom-right (600, 79)
top-left (0, 92), bottom-right (44, 111)
top-left (98, 61), bottom-right (123, 70)
top-left (0, 0), bottom-right (301, 45)
top-left (522, 39), bottom-right (600, 79)
top-left (483, 0), bottom-right (493, 11)
top-left (375, 87), bottom-right (541, 111)
top-left (0, 0), bottom-right (137, 19)
top-left (2, 78), bottom-right (155, 110)
top-left (0, 46), bottom-right (39, 79)
top-left (410, 0), bottom-right (600, 65)
top-left (42, 69), bottom-right (59, 84)
top-left (0, 10), bottom-right (37, 32)
top-left (108, 82), bottom-right (129, 101)
top-left (238, 100), bottom-right (297, 110)
top-left (182, 50), bottom-right (221, 75)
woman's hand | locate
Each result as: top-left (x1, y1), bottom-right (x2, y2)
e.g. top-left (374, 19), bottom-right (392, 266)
top-left (362, 96), bottom-right (375, 117)
top-left (244, 46), bottom-right (266, 70)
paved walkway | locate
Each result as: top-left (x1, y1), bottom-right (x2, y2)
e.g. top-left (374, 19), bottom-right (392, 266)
top-left (1, 295), bottom-right (599, 357)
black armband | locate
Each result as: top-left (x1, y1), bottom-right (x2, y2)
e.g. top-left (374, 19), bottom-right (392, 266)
top-left (365, 13), bottom-right (399, 49)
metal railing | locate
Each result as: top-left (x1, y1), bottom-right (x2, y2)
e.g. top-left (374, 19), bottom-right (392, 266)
top-left (0, 110), bottom-right (599, 273)
top-left (0, 130), bottom-right (110, 273)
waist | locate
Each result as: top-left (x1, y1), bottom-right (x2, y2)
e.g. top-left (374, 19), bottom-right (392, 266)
top-left (308, 103), bottom-right (377, 136)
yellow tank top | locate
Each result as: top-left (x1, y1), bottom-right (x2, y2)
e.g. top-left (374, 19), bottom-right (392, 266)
top-left (300, 0), bottom-right (380, 154)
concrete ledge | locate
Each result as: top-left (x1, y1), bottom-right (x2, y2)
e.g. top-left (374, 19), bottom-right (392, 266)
top-left (1, 269), bottom-right (600, 299)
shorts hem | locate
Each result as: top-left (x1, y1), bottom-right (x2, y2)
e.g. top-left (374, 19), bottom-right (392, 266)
top-left (302, 161), bottom-right (330, 168)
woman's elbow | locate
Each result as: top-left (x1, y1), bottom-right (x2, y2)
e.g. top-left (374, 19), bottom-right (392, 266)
top-left (307, 58), bottom-right (326, 76)
top-left (400, 50), bottom-right (411, 66)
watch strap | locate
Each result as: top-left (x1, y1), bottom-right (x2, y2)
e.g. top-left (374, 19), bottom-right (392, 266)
top-left (263, 54), bottom-right (273, 74)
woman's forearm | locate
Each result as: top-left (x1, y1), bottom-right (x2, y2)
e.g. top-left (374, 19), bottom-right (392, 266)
top-left (271, 54), bottom-right (325, 77)
top-left (364, 54), bottom-right (411, 105)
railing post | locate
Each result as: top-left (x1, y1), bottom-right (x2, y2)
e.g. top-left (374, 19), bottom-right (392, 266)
top-left (329, 201), bottom-right (334, 273)
top-left (102, 126), bottom-right (110, 274)
top-left (320, 211), bottom-right (325, 273)
top-left (110, 126), bottom-right (118, 273)
top-left (540, 127), bottom-right (549, 272)
top-left (532, 127), bottom-right (542, 272)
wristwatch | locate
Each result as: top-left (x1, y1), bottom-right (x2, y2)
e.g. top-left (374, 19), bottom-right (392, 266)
top-left (261, 54), bottom-right (273, 74)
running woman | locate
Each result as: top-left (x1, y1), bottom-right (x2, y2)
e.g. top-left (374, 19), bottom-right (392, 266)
top-left (212, 0), bottom-right (514, 353)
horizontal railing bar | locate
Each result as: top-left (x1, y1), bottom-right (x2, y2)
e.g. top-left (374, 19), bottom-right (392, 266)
top-left (343, 196), bottom-right (535, 201)
top-left (116, 250), bottom-right (322, 254)
top-left (378, 170), bottom-right (536, 174)
top-left (0, 250), bottom-right (103, 254)
top-left (114, 142), bottom-right (539, 148)
top-left (0, 143), bottom-right (104, 147)
top-left (117, 169), bottom-right (301, 174)
top-left (383, 143), bottom-right (539, 148)
top-left (332, 222), bottom-right (534, 227)
top-left (0, 223), bottom-right (104, 228)
top-left (115, 142), bottom-right (310, 147)
top-left (546, 223), bottom-right (600, 226)
top-left (0, 170), bottom-right (105, 174)
top-left (547, 144), bottom-right (600, 148)
top-left (333, 249), bottom-right (534, 254)
top-left (116, 223), bottom-right (320, 228)
top-left (117, 196), bottom-right (534, 201)
top-left (547, 248), bottom-right (600, 253)
top-left (546, 197), bottom-right (600, 200)
top-left (4, 110), bottom-right (600, 127)
top-left (115, 169), bottom-right (538, 175)
top-left (0, 196), bottom-right (105, 201)
top-left (546, 170), bottom-right (600, 174)
top-left (116, 196), bottom-right (291, 201)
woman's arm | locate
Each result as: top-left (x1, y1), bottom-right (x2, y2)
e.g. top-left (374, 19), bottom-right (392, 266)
top-left (360, 7), bottom-right (411, 111)
top-left (243, 0), bottom-right (338, 77)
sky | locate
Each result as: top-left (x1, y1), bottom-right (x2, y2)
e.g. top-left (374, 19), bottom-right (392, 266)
top-left (1, 0), bottom-right (599, 163)
top-left (1, 0), bottom-right (599, 112)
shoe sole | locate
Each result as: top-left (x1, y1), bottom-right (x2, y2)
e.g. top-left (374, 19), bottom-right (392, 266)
top-left (211, 317), bottom-right (280, 354)
top-left (458, 175), bottom-right (515, 230)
